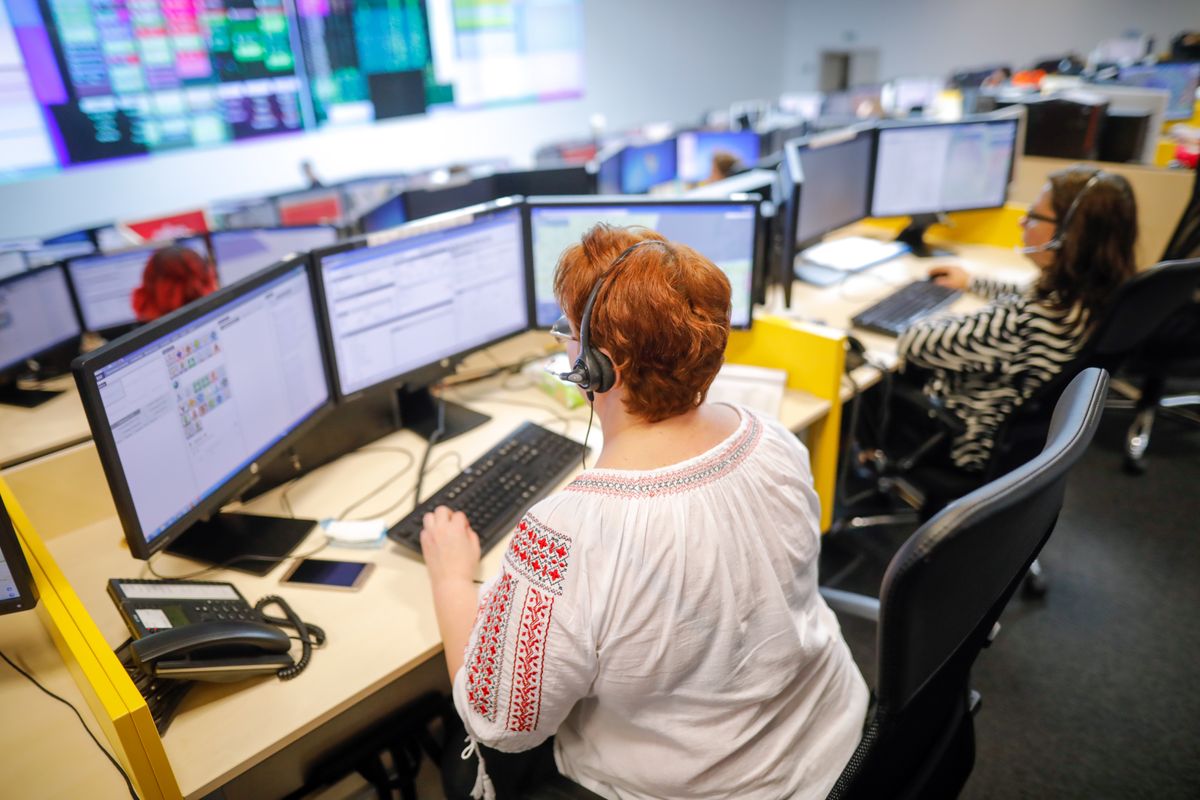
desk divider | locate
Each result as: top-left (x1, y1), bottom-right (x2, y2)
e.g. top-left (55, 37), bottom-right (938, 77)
top-left (727, 316), bottom-right (846, 531)
top-left (0, 480), bottom-right (181, 800)
top-left (862, 203), bottom-right (1027, 249)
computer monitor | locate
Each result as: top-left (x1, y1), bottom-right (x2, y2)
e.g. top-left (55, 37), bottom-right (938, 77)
top-left (526, 196), bottom-right (761, 330)
top-left (684, 169), bottom-right (778, 306)
top-left (883, 77), bottom-right (945, 115)
top-left (25, 240), bottom-right (97, 269)
top-left (494, 166), bottom-right (595, 197)
top-left (0, 497), bottom-right (38, 615)
top-left (594, 146), bottom-right (623, 195)
top-left (66, 237), bottom-right (210, 335)
top-left (0, 264), bottom-right (82, 406)
top-left (676, 131), bottom-right (762, 183)
top-left (1079, 84), bottom-right (1168, 163)
top-left (359, 195), bottom-right (409, 235)
top-left (871, 115), bottom-right (1019, 255)
top-left (210, 198), bottom-right (279, 231)
top-left (1117, 63), bottom-right (1200, 121)
top-left (315, 201), bottom-right (528, 438)
top-left (1005, 94), bottom-right (1106, 160)
top-left (338, 175), bottom-right (406, 219)
top-left (620, 139), bottom-right (678, 194)
top-left (211, 226), bottom-right (338, 286)
top-left (72, 258), bottom-right (333, 571)
top-left (276, 188), bottom-right (346, 227)
top-left (401, 176), bottom-right (500, 222)
top-left (0, 250), bottom-right (26, 279)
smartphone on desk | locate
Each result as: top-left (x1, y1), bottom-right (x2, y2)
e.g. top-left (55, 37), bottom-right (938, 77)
top-left (281, 558), bottom-right (374, 591)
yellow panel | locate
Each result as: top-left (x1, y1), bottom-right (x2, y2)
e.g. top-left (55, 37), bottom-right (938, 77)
top-left (1, 480), bottom-right (181, 800)
top-left (862, 203), bottom-right (1026, 249)
top-left (727, 316), bottom-right (845, 530)
top-left (1155, 138), bottom-right (1176, 168)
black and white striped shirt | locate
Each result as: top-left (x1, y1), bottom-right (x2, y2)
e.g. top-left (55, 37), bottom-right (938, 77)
top-left (897, 277), bottom-right (1091, 471)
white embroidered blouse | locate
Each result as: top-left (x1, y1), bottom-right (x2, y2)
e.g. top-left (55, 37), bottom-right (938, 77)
top-left (452, 406), bottom-right (869, 799)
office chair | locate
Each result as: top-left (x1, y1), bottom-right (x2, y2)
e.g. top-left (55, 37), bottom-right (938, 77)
top-left (820, 368), bottom-right (1108, 800)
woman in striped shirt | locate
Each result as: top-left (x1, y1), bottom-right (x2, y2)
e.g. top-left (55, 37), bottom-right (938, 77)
top-left (896, 165), bottom-right (1138, 471)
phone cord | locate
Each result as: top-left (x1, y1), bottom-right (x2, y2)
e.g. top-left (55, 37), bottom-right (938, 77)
top-left (255, 595), bottom-right (326, 681)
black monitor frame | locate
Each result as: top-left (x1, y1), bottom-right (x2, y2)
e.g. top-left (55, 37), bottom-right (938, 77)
top-left (312, 198), bottom-right (531, 404)
top-left (72, 255), bottom-right (336, 566)
top-left (0, 263), bottom-right (84, 406)
top-left (871, 111), bottom-right (1021, 255)
top-left (493, 165), bottom-right (596, 198)
top-left (777, 124), bottom-right (878, 305)
top-left (400, 175), bottom-right (501, 222)
top-left (0, 496), bottom-right (39, 615)
top-left (683, 169), bottom-right (779, 307)
top-left (523, 194), bottom-right (763, 331)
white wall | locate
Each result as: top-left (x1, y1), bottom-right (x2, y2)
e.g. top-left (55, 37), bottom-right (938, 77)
top-left (781, 0), bottom-right (1200, 91)
top-left (0, 0), bottom-right (788, 240)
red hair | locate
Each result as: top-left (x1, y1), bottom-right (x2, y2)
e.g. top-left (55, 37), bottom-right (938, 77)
top-left (553, 224), bottom-right (731, 422)
top-left (132, 246), bottom-right (217, 322)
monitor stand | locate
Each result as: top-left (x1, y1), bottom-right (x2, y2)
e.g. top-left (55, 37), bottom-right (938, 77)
top-left (0, 381), bottom-right (63, 408)
top-left (165, 512), bottom-right (314, 576)
top-left (895, 214), bottom-right (956, 259)
top-left (399, 385), bottom-right (489, 442)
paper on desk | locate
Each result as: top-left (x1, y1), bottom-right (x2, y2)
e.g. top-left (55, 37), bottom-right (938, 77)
top-left (801, 237), bottom-right (909, 272)
top-left (707, 363), bottom-right (787, 420)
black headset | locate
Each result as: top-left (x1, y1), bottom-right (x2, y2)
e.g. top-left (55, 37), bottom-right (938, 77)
top-left (558, 240), bottom-right (668, 399)
top-left (1025, 169), bottom-right (1111, 254)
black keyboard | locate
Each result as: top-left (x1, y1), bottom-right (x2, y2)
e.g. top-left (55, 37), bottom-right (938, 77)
top-left (851, 280), bottom-right (961, 337)
top-left (388, 421), bottom-right (584, 556)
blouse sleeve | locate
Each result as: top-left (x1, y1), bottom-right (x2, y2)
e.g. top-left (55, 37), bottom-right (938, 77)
top-left (968, 275), bottom-right (1024, 301)
top-left (452, 510), bottom-right (597, 753)
top-left (898, 301), bottom-right (1024, 374)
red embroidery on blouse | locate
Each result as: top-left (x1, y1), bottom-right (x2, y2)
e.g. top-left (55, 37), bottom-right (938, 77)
top-left (565, 411), bottom-right (763, 498)
top-left (505, 514), bottom-right (572, 596)
top-left (465, 572), bottom-right (516, 722)
top-left (507, 586), bottom-right (555, 733)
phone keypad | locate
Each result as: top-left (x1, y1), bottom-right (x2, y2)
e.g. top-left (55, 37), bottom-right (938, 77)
top-left (194, 600), bottom-right (256, 623)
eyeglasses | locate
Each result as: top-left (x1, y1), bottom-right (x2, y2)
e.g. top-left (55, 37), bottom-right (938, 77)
top-left (549, 315), bottom-right (576, 343)
top-left (1022, 208), bottom-right (1057, 226)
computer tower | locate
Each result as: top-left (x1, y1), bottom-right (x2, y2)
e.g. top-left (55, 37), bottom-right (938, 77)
top-left (1098, 109), bottom-right (1151, 164)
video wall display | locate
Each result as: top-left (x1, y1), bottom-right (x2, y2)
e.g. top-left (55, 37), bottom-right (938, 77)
top-left (0, 0), bottom-right (584, 181)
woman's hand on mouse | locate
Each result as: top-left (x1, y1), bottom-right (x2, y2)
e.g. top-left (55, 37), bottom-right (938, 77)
top-left (928, 264), bottom-right (969, 290)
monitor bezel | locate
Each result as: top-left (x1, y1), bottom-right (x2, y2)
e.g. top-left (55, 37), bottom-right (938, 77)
top-left (313, 199), bottom-right (531, 401)
top-left (0, 496), bottom-right (39, 616)
top-left (523, 194), bottom-right (764, 331)
top-left (870, 113), bottom-right (1021, 218)
top-left (0, 262), bottom-right (84, 379)
top-left (209, 224), bottom-right (339, 286)
top-left (71, 255), bottom-right (337, 561)
top-left (784, 123), bottom-right (879, 247)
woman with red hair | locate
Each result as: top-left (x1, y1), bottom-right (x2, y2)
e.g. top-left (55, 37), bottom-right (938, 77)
top-left (425, 224), bottom-right (868, 799)
top-left (131, 245), bottom-right (216, 322)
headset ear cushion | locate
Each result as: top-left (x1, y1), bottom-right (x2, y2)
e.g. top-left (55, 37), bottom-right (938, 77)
top-left (587, 348), bottom-right (615, 394)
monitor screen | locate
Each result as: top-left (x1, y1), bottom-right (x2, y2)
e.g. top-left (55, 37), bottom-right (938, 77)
top-left (676, 131), bottom-right (762, 183)
top-left (277, 189), bottom-right (345, 227)
top-left (319, 206), bottom-right (528, 397)
top-left (360, 195), bottom-right (409, 235)
top-left (0, 250), bottom-right (25, 279)
top-left (212, 227), bottom-right (337, 286)
top-left (67, 238), bottom-right (209, 332)
top-left (0, 265), bottom-right (81, 375)
top-left (872, 118), bottom-right (1018, 217)
top-left (620, 139), bottom-right (677, 194)
top-left (0, 497), bottom-right (38, 615)
top-left (788, 129), bottom-right (875, 244)
top-left (26, 240), bottom-right (97, 269)
top-left (1117, 63), bottom-right (1200, 120)
top-left (80, 262), bottom-right (329, 551)
top-left (595, 148), bottom-right (622, 194)
top-left (528, 200), bottom-right (758, 329)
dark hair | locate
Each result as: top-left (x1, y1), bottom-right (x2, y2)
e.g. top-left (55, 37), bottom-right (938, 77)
top-left (1038, 165), bottom-right (1137, 319)
top-left (710, 151), bottom-right (743, 179)
top-left (132, 246), bottom-right (217, 322)
top-left (553, 224), bottom-right (731, 422)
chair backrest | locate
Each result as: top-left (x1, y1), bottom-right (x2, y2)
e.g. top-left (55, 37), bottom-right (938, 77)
top-left (828, 368), bottom-right (1108, 800)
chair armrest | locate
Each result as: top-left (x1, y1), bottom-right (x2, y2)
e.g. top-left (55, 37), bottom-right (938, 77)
top-left (891, 382), bottom-right (966, 436)
top-left (819, 587), bottom-right (880, 623)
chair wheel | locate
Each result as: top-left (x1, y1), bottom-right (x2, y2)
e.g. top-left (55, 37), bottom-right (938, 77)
top-left (1022, 571), bottom-right (1048, 599)
top-left (1122, 455), bottom-right (1146, 475)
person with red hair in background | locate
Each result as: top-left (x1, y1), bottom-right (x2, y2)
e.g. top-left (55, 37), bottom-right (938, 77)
top-left (132, 245), bottom-right (217, 322)
top-left (425, 224), bottom-right (868, 799)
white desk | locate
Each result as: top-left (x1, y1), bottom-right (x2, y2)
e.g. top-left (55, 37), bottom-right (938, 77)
top-left (0, 376), bottom-right (92, 469)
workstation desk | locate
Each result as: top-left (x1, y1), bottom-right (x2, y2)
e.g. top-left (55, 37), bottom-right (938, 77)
top-left (1, 229), bottom-right (1037, 799)
top-left (0, 374), bottom-right (91, 469)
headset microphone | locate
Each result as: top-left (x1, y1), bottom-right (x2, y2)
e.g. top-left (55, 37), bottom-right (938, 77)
top-left (1016, 171), bottom-right (1107, 258)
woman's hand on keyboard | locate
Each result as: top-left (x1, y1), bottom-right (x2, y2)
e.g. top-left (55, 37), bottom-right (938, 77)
top-left (928, 264), bottom-right (969, 290)
top-left (421, 506), bottom-right (481, 585)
